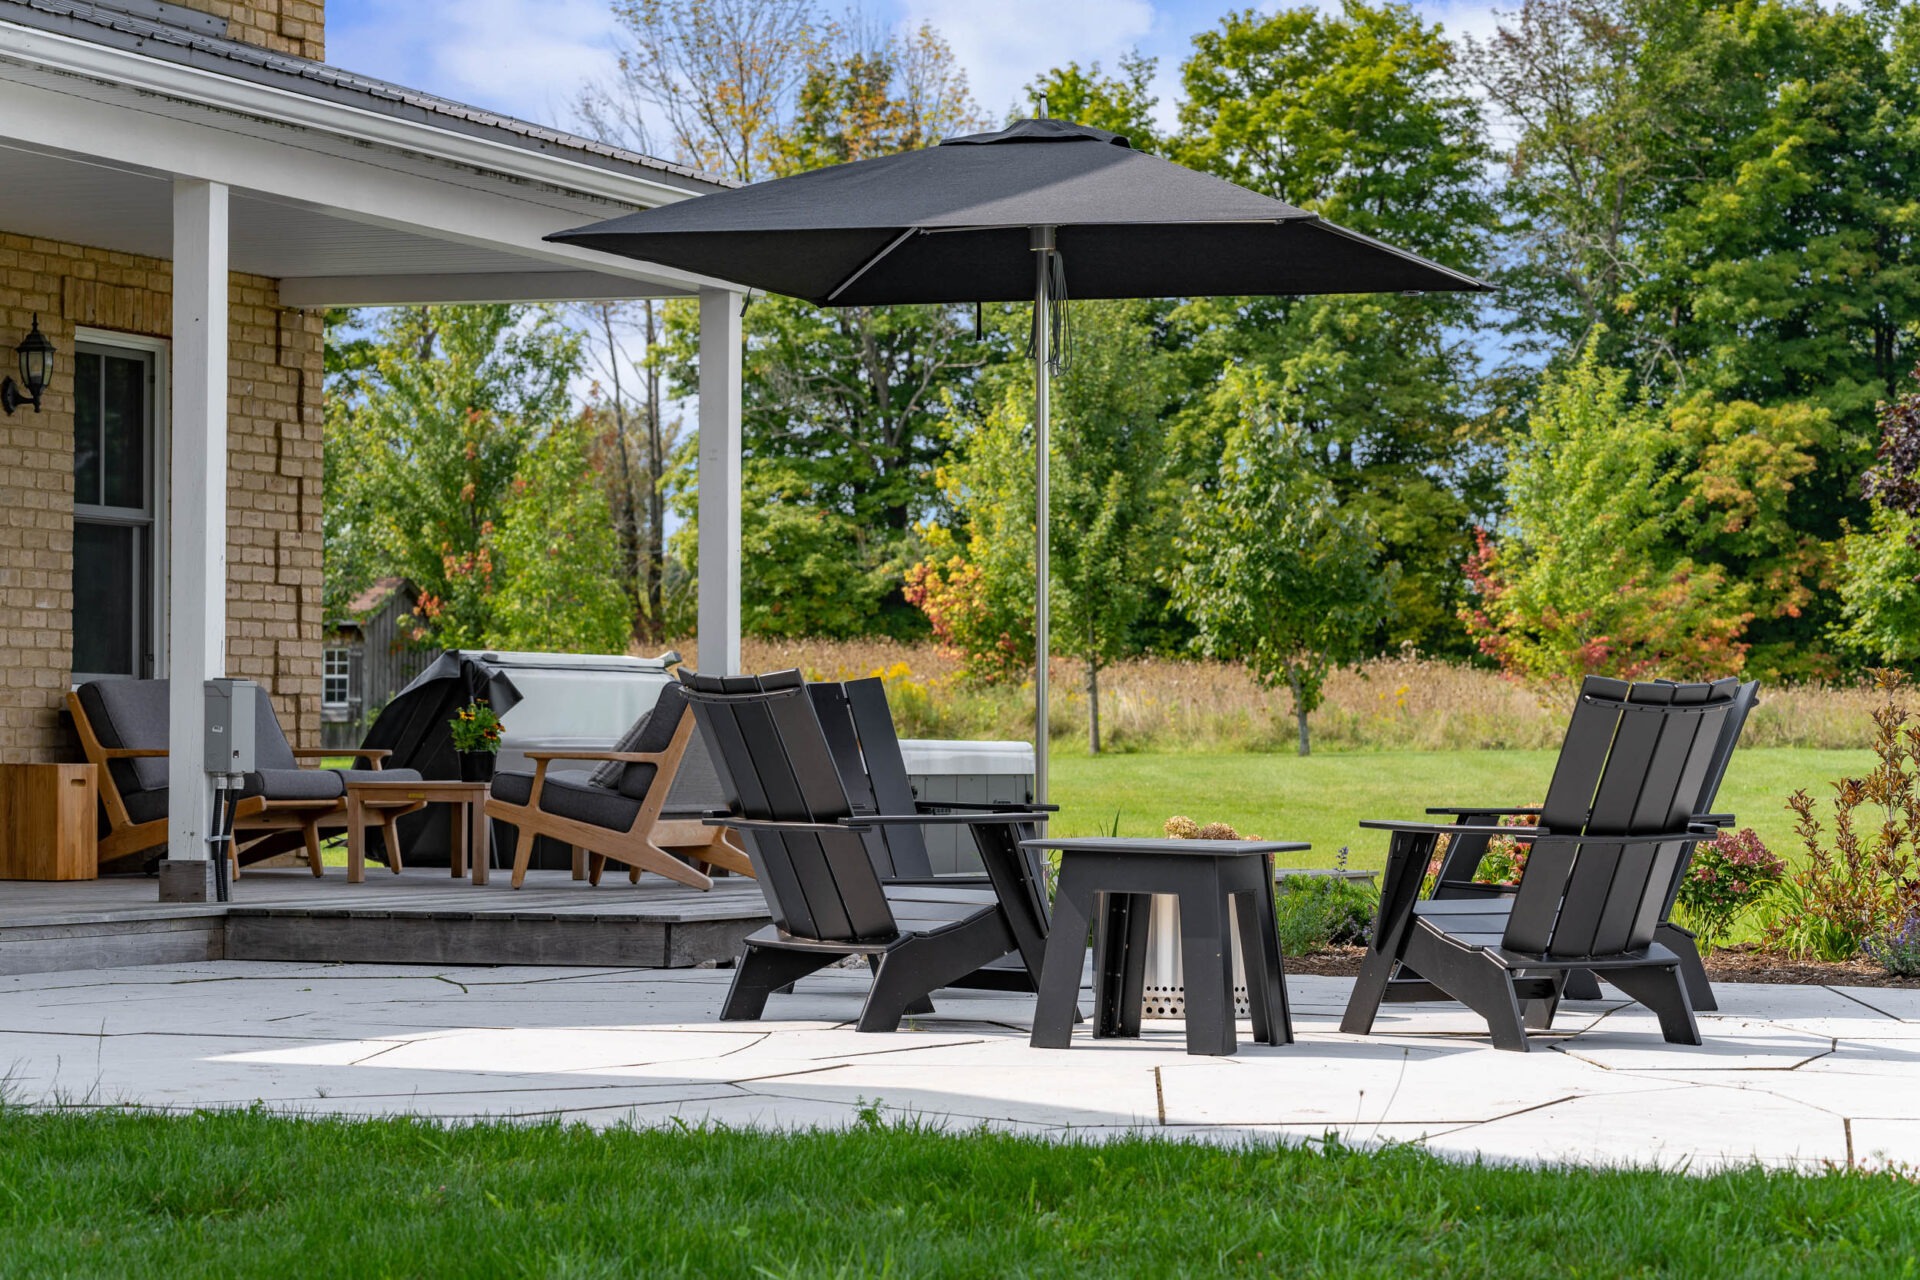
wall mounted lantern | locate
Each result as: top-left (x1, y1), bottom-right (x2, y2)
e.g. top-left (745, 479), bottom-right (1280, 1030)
top-left (1, 315), bottom-right (55, 415)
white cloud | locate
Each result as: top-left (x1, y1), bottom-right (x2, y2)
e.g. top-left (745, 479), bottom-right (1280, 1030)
top-left (327, 0), bottom-right (620, 131)
top-left (896, 0), bottom-right (1158, 122)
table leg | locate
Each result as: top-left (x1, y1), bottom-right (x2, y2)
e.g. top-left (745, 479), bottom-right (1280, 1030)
top-left (1094, 892), bottom-right (1150, 1039)
top-left (347, 792), bottom-right (365, 884)
top-left (1235, 858), bottom-right (1291, 1046)
top-left (1030, 858), bottom-right (1094, 1049)
top-left (470, 801), bottom-right (490, 886)
top-left (450, 801), bottom-right (467, 880)
top-left (1176, 866), bottom-right (1237, 1056)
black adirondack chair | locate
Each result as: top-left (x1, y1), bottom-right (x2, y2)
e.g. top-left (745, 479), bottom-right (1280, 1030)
top-left (678, 674), bottom-right (1054, 1032)
top-left (1341, 676), bottom-right (1738, 1052)
top-left (806, 675), bottom-right (1055, 991)
top-left (1423, 679), bottom-right (1758, 1009)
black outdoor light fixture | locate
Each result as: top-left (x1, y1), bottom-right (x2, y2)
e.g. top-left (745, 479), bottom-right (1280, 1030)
top-left (1, 315), bottom-right (55, 415)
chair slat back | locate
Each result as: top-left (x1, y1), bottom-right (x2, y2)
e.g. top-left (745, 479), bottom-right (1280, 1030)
top-left (1506, 677), bottom-right (1736, 959)
top-left (680, 675), bottom-right (899, 945)
top-left (843, 679), bottom-right (936, 878)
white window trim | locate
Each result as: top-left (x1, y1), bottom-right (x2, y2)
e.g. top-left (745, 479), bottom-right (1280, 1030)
top-left (321, 646), bottom-right (352, 709)
top-left (71, 327), bottom-right (169, 687)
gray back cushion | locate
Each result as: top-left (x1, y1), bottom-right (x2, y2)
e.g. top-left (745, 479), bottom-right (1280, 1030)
top-left (585, 682), bottom-right (726, 809)
top-left (80, 678), bottom-right (296, 798)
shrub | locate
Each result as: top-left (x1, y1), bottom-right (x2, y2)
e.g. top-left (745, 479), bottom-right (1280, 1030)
top-left (1674, 828), bottom-right (1785, 949)
top-left (1273, 875), bottom-right (1376, 956)
top-left (1866, 913), bottom-right (1920, 978)
top-left (1769, 670), bottom-right (1920, 961)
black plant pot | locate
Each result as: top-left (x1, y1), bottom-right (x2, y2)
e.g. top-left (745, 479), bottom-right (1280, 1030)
top-left (458, 752), bottom-right (497, 784)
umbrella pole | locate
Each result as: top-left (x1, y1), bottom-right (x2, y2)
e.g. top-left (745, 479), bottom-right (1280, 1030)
top-left (1032, 226), bottom-right (1054, 805)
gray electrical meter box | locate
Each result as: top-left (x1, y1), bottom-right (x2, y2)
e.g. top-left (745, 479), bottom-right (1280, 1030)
top-left (203, 678), bottom-right (259, 775)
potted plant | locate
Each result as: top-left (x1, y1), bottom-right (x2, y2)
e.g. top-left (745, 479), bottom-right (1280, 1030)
top-left (449, 698), bottom-right (504, 783)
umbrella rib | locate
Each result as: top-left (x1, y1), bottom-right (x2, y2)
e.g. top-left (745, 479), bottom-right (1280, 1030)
top-left (826, 227), bottom-right (921, 303)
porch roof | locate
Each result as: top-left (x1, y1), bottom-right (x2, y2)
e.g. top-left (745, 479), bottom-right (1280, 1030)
top-left (0, 0), bottom-right (745, 304)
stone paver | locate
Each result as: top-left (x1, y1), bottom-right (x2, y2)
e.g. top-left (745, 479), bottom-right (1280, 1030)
top-left (0, 961), bottom-right (1907, 1172)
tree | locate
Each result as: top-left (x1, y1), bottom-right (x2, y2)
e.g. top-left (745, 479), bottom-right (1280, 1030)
top-left (649, 22), bottom-right (994, 637)
top-left (1169, 368), bottom-right (1397, 756)
top-left (1170, 1), bottom-right (1498, 655)
top-left (1837, 368), bottom-right (1920, 662)
top-left (584, 0), bottom-right (820, 180)
top-left (1022, 53), bottom-right (1163, 150)
top-left (1461, 335), bottom-right (1752, 682)
top-left (324, 306), bottom-right (588, 649)
top-left (491, 415), bottom-right (635, 654)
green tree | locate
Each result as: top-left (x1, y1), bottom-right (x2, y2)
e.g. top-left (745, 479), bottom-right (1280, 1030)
top-left (1837, 370), bottom-right (1920, 662)
top-left (1021, 53), bottom-right (1163, 150)
top-left (1170, 1), bottom-right (1498, 655)
top-left (491, 416), bottom-right (635, 654)
top-left (1169, 368), bottom-right (1397, 756)
top-left (325, 306), bottom-right (586, 648)
top-left (1461, 336), bottom-right (1752, 682)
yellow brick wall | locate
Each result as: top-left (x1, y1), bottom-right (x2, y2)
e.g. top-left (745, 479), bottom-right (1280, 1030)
top-left (175, 0), bottom-right (325, 61)
top-left (0, 230), bottom-right (326, 762)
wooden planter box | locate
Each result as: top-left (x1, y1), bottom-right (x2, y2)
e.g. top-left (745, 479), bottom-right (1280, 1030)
top-left (0, 764), bottom-right (98, 881)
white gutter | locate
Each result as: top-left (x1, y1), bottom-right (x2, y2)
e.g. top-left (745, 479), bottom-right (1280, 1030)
top-left (0, 17), bottom-right (709, 210)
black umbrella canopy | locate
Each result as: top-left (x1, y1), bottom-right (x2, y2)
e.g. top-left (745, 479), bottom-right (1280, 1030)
top-left (548, 118), bottom-right (1489, 303)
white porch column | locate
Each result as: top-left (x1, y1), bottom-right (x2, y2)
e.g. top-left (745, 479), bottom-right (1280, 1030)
top-left (697, 287), bottom-right (743, 676)
top-left (165, 178), bottom-right (229, 870)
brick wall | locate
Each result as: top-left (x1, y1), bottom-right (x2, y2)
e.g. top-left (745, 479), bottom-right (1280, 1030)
top-left (0, 230), bottom-right (326, 762)
top-left (174, 0), bottom-right (325, 61)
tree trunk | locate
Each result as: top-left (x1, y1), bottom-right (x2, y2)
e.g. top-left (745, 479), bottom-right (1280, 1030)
top-left (1287, 668), bottom-right (1311, 757)
top-left (643, 300), bottom-right (667, 639)
top-left (1087, 658), bottom-right (1101, 755)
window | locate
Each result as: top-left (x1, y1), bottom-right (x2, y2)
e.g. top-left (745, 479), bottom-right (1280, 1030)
top-left (322, 647), bottom-right (352, 709)
top-left (72, 341), bottom-right (160, 682)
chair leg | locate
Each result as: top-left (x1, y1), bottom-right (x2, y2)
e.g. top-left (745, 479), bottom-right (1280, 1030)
top-left (1606, 963), bottom-right (1702, 1046)
top-left (570, 846), bottom-right (587, 880)
top-left (510, 825), bottom-right (538, 890)
top-left (1407, 929), bottom-right (1530, 1052)
top-left (587, 852), bottom-right (607, 887)
top-left (867, 955), bottom-right (933, 1017)
top-left (1656, 922), bottom-right (1717, 1012)
top-left (1340, 950), bottom-right (1398, 1036)
top-left (1522, 972), bottom-right (1563, 1030)
top-left (721, 945), bottom-right (840, 1022)
top-left (302, 821), bottom-right (325, 878)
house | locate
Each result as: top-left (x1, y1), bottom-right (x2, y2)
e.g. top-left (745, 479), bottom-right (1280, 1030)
top-left (0, 0), bottom-right (750, 890)
top-left (319, 576), bottom-right (433, 749)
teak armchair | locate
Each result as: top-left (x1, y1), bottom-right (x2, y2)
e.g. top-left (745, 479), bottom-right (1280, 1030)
top-left (69, 679), bottom-right (424, 876)
top-left (485, 681), bottom-right (751, 890)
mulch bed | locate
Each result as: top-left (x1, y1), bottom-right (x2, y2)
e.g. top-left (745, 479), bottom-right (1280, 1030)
top-left (1284, 944), bottom-right (1920, 988)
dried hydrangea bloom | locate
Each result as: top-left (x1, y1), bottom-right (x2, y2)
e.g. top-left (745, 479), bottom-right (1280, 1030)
top-left (1164, 815), bottom-right (1201, 839)
top-left (1196, 822), bottom-right (1241, 841)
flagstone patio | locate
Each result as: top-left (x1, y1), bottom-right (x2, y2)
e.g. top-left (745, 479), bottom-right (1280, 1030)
top-left (3, 959), bottom-right (1915, 1173)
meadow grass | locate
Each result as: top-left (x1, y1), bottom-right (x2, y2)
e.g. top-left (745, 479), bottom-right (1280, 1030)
top-left (1045, 747), bottom-right (1869, 875)
top-left (3, 1109), bottom-right (1917, 1279)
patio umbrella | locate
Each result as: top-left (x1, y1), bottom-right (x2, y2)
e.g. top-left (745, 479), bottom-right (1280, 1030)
top-left (550, 117), bottom-right (1490, 801)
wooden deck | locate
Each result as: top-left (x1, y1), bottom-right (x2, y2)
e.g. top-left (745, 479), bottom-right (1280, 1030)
top-left (0, 869), bottom-right (769, 977)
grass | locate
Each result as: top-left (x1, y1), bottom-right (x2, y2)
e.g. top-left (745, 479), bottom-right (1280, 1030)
top-left (1046, 747), bottom-right (1869, 874)
top-left (3, 1110), bottom-right (1919, 1278)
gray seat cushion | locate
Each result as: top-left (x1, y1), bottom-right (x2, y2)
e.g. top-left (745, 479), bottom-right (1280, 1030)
top-left (244, 768), bottom-right (345, 802)
top-left (492, 768), bottom-right (643, 833)
top-left (333, 767), bottom-right (424, 786)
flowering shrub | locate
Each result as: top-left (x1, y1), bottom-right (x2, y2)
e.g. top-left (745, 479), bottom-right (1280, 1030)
top-left (1770, 670), bottom-right (1920, 961)
top-left (1866, 913), bottom-right (1920, 978)
top-left (448, 698), bottom-right (503, 754)
top-left (1674, 828), bottom-right (1785, 949)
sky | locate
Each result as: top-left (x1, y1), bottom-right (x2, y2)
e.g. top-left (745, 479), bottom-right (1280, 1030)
top-left (324, 0), bottom-right (1515, 144)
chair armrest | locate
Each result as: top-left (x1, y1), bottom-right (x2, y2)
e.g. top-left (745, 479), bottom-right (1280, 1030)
top-left (1424, 805), bottom-right (1542, 817)
top-left (525, 750), bottom-right (668, 765)
top-left (1696, 813), bottom-right (1736, 829)
top-left (1362, 819), bottom-right (1541, 838)
top-left (96, 746), bottom-right (168, 759)
top-left (703, 816), bottom-right (862, 835)
top-left (846, 811), bottom-right (1053, 827)
top-left (915, 800), bottom-right (1062, 814)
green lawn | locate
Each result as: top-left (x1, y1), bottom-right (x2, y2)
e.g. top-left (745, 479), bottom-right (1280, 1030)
top-left (1047, 747), bottom-right (1871, 872)
top-left (3, 1111), bottom-right (1917, 1278)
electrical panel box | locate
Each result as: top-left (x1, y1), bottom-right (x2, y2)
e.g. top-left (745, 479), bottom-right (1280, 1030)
top-left (203, 679), bottom-right (258, 775)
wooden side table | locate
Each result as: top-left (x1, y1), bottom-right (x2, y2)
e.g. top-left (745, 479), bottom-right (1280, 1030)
top-left (345, 780), bottom-right (493, 885)
top-left (1023, 836), bottom-right (1308, 1056)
